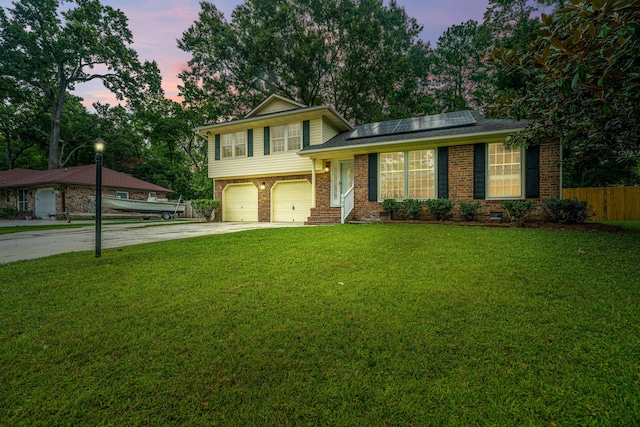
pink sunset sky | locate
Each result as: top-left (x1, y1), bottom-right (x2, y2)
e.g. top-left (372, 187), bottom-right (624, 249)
top-left (0, 0), bottom-right (493, 107)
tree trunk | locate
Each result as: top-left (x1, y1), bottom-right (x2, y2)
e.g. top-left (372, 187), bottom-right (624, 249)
top-left (48, 83), bottom-right (67, 170)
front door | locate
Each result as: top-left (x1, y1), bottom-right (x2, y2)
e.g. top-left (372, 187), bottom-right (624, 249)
top-left (339, 161), bottom-right (354, 202)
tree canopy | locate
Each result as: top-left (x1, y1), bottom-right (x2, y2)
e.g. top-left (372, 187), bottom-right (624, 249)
top-left (178, 0), bottom-right (432, 124)
top-left (489, 0), bottom-right (640, 167)
top-left (0, 0), bottom-right (162, 169)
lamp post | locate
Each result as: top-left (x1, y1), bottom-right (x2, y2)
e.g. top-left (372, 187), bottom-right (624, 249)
top-left (94, 138), bottom-right (105, 257)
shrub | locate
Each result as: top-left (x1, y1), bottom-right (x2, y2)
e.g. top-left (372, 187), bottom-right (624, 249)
top-left (381, 198), bottom-right (400, 219)
top-left (501, 200), bottom-right (534, 225)
top-left (0, 201), bottom-right (18, 219)
top-left (401, 198), bottom-right (424, 220)
top-left (459, 201), bottom-right (483, 221)
top-left (191, 199), bottom-right (221, 221)
top-left (424, 198), bottom-right (455, 221)
top-left (542, 197), bottom-right (592, 224)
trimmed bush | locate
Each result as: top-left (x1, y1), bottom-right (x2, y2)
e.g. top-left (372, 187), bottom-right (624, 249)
top-left (542, 197), bottom-right (592, 224)
top-left (191, 199), bottom-right (221, 221)
top-left (459, 201), bottom-right (483, 221)
top-left (501, 200), bottom-right (534, 225)
top-left (0, 201), bottom-right (18, 219)
top-left (381, 198), bottom-right (400, 219)
top-left (425, 198), bottom-right (454, 221)
top-left (401, 198), bottom-right (424, 220)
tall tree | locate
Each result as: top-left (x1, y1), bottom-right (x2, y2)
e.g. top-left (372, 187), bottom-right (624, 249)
top-left (430, 20), bottom-right (492, 112)
top-left (489, 0), bottom-right (640, 170)
top-left (178, 0), bottom-right (432, 124)
top-left (0, 0), bottom-right (162, 169)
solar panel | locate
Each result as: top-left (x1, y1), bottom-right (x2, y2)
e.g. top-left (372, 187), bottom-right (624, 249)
top-left (348, 110), bottom-right (477, 140)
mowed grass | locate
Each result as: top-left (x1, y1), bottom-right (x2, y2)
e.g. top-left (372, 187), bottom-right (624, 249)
top-left (1, 224), bottom-right (639, 426)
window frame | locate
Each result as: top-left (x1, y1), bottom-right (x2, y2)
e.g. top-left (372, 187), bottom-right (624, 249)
top-left (220, 131), bottom-right (248, 160)
top-left (116, 191), bottom-right (129, 199)
top-left (486, 143), bottom-right (524, 200)
top-left (17, 189), bottom-right (28, 212)
top-left (271, 122), bottom-right (302, 154)
top-left (379, 149), bottom-right (436, 201)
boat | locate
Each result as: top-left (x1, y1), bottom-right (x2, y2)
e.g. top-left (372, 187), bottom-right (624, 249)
top-left (100, 194), bottom-right (185, 220)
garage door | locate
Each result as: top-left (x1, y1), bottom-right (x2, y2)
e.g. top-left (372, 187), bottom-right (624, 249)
top-left (223, 184), bottom-right (258, 222)
top-left (272, 181), bottom-right (312, 223)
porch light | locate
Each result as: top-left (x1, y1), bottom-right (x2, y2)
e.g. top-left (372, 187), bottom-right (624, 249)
top-left (324, 162), bottom-right (330, 173)
top-left (260, 182), bottom-right (266, 191)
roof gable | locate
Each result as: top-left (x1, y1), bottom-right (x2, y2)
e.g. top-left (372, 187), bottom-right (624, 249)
top-left (0, 165), bottom-right (173, 193)
top-left (245, 94), bottom-right (307, 118)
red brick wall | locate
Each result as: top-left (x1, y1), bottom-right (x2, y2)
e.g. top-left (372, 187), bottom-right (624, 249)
top-left (215, 174), bottom-right (312, 222)
top-left (351, 140), bottom-right (561, 221)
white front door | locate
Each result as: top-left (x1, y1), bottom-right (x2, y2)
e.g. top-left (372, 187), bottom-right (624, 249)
top-left (35, 188), bottom-right (56, 220)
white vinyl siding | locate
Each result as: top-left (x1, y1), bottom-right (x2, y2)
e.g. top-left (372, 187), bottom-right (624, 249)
top-left (208, 121), bottom-right (324, 180)
top-left (380, 149), bottom-right (436, 200)
top-left (322, 118), bottom-right (340, 143)
top-left (488, 143), bottom-right (522, 198)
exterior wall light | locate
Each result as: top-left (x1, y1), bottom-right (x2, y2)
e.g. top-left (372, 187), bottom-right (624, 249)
top-left (260, 182), bottom-right (266, 191)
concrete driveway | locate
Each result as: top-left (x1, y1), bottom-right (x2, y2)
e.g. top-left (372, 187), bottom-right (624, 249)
top-left (0, 221), bottom-right (306, 264)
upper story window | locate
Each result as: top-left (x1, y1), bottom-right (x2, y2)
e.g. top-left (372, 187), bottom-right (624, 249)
top-left (380, 149), bottom-right (435, 200)
top-left (271, 122), bottom-right (301, 153)
top-left (487, 143), bottom-right (522, 198)
top-left (221, 131), bottom-right (247, 159)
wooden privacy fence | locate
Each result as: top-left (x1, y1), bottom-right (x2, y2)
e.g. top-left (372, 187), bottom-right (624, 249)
top-left (563, 187), bottom-right (640, 221)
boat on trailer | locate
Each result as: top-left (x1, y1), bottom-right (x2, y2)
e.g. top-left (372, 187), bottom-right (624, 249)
top-left (101, 194), bottom-right (185, 220)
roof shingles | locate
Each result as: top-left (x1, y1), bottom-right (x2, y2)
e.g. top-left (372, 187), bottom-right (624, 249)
top-left (0, 165), bottom-right (173, 193)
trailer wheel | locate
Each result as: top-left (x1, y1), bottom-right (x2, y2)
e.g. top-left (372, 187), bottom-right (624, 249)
top-left (161, 212), bottom-right (171, 220)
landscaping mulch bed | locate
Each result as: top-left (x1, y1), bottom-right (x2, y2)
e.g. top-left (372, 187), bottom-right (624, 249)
top-left (376, 219), bottom-right (622, 232)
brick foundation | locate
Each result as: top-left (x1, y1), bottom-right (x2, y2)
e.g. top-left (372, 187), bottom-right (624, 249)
top-left (350, 140), bottom-right (561, 222)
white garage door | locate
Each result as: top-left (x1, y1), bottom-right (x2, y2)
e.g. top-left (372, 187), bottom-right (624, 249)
top-left (35, 188), bottom-right (56, 220)
top-left (272, 181), bottom-right (312, 223)
top-left (223, 184), bottom-right (258, 222)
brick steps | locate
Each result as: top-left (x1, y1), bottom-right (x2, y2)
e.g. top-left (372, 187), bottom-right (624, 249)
top-left (305, 207), bottom-right (342, 225)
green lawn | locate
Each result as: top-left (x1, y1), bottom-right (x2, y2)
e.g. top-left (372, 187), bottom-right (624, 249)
top-left (1, 224), bottom-right (639, 426)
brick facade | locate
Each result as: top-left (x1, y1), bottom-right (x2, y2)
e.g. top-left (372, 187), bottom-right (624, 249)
top-left (349, 140), bottom-right (561, 222)
top-left (214, 174), bottom-right (313, 222)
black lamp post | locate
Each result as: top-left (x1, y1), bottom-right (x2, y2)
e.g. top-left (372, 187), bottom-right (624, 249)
top-left (94, 138), bottom-right (105, 257)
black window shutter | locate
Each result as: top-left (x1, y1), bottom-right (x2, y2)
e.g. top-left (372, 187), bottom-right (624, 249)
top-left (263, 127), bottom-right (270, 155)
top-left (473, 143), bottom-right (486, 199)
top-left (214, 134), bottom-right (220, 161)
top-left (247, 129), bottom-right (253, 157)
top-left (437, 146), bottom-right (449, 199)
top-left (368, 153), bottom-right (378, 202)
top-left (525, 144), bottom-right (540, 198)
top-left (302, 120), bottom-right (310, 148)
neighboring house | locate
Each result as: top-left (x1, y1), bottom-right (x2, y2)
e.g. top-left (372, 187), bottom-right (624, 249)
top-left (195, 94), bottom-right (560, 224)
top-left (0, 165), bottom-right (173, 219)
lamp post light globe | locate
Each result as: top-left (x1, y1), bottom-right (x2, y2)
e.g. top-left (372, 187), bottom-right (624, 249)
top-left (95, 138), bottom-right (105, 257)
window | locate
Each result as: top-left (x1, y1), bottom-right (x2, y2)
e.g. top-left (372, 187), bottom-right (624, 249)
top-left (488, 143), bottom-right (522, 198)
top-left (271, 123), bottom-right (301, 153)
top-left (17, 189), bottom-right (28, 212)
top-left (221, 131), bottom-right (247, 159)
top-left (380, 149), bottom-right (435, 199)
top-left (116, 191), bottom-right (129, 199)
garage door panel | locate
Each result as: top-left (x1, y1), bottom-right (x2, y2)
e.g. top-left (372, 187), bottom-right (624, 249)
top-left (272, 181), bottom-right (311, 223)
top-left (223, 184), bottom-right (258, 222)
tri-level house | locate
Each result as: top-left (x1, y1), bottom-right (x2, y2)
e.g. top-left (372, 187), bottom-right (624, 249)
top-left (195, 94), bottom-right (560, 224)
